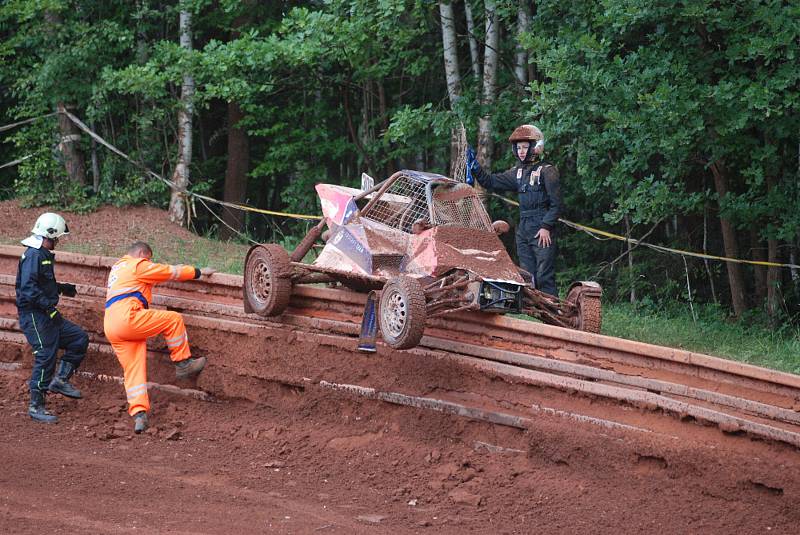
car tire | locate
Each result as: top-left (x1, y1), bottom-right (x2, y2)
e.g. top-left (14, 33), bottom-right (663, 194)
top-left (244, 244), bottom-right (292, 316)
top-left (566, 283), bottom-right (602, 334)
top-left (379, 276), bottom-right (426, 349)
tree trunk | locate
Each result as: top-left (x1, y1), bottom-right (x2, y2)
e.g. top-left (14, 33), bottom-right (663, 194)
top-left (439, 1), bottom-right (461, 105)
top-left (514, 0), bottom-right (529, 86)
top-left (342, 89), bottom-right (376, 173)
top-left (477, 0), bottom-right (499, 170)
top-left (219, 9), bottom-right (252, 239)
top-left (439, 1), bottom-right (462, 176)
top-left (360, 80), bottom-right (374, 176)
top-left (220, 101), bottom-right (250, 240)
top-left (767, 237), bottom-right (781, 322)
top-left (45, 9), bottom-right (87, 187)
top-left (55, 104), bottom-right (87, 186)
top-left (90, 120), bottom-right (100, 193)
top-left (378, 81), bottom-right (389, 177)
top-left (464, 0), bottom-right (481, 80)
top-left (169, 9), bottom-right (194, 226)
top-left (702, 199), bottom-right (718, 304)
top-left (766, 175), bottom-right (781, 322)
top-left (709, 161), bottom-right (747, 317)
top-left (625, 214), bottom-right (635, 303)
top-left (750, 228), bottom-right (767, 305)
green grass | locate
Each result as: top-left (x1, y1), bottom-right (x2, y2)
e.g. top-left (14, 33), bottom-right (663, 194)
top-left (162, 236), bottom-right (249, 275)
top-left (3, 234), bottom-right (250, 276)
top-left (602, 302), bottom-right (800, 374)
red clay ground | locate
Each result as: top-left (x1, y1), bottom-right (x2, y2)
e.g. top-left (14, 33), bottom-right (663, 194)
top-left (2, 363), bottom-right (799, 534)
top-left (1, 201), bottom-right (800, 534)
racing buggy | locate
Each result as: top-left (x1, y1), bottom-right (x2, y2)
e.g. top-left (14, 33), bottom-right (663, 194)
top-left (243, 170), bottom-right (601, 350)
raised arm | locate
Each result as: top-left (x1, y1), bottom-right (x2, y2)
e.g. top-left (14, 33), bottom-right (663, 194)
top-left (134, 259), bottom-right (199, 284)
top-left (466, 146), bottom-right (518, 192)
top-left (474, 165), bottom-right (519, 192)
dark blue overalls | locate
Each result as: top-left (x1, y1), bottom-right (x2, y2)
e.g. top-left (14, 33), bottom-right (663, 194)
top-left (474, 160), bottom-right (563, 297)
top-left (15, 246), bottom-right (88, 394)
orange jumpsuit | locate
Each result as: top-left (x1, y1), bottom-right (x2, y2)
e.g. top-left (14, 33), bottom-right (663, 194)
top-left (103, 255), bottom-right (197, 416)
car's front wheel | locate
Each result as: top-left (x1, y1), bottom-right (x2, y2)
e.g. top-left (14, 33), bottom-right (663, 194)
top-left (379, 275), bottom-right (427, 349)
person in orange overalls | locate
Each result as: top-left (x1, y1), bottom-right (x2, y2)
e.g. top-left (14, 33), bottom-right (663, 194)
top-left (103, 241), bottom-right (213, 434)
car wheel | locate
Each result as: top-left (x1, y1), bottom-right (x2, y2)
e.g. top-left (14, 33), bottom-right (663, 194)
top-left (566, 283), bottom-right (602, 333)
top-left (379, 276), bottom-right (426, 349)
top-left (244, 244), bottom-right (292, 316)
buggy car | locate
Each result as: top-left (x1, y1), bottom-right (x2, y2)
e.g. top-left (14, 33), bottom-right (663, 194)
top-left (243, 170), bottom-right (601, 350)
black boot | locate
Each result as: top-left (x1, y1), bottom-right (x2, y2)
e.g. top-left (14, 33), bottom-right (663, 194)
top-left (48, 361), bottom-right (82, 399)
top-left (28, 390), bottom-right (58, 424)
top-left (175, 356), bottom-right (206, 379)
top-left (133, 411), bottom-right (149, 434)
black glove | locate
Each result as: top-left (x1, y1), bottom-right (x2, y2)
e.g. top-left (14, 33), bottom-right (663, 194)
top-left (58, 283), bottom-right (77, 297)
top-left (47, 307), bottom-right (62, 322)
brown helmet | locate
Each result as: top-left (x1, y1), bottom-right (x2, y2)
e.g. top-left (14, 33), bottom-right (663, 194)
top-left (508, 124), bottom-right (543, 142)
top-left (509, 124), bottom-right (545, 158)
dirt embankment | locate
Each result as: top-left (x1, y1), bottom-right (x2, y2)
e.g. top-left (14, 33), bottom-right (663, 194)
top-left (1, 201), bottom-right (799, 534)
top-left (0, 200), bottom-right (247, 272)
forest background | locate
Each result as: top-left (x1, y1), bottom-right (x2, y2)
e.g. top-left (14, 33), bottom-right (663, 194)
top-left (0, 0), bottom-right (798, 333)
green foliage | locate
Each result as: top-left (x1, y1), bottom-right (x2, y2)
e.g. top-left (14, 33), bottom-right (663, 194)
top-left (604, 301), bottom-right (800, 374)
top-left (0, 0), bottom-right (798, 329)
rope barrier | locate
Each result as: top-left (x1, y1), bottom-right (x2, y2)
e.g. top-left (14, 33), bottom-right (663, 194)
top-left (1, 111), bottom-right (798, 270)
top-left (58, 109), bottom-right (321, 224)
top-left (488, 193), bottom-right (800, 270)
top-left (0, 154), bottom-right (32, 170)
top-left (0, 113), bottom-right (58, 133)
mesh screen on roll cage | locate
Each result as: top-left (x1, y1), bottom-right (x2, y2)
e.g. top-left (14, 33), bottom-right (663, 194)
top-left (360, 173), bottom-right (492, 233)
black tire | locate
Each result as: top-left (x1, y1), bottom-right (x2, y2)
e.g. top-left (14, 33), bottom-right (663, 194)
top-left (244, 245), bottom-right (292, 316)
top-left (379, 276), bottom-right (426, 349)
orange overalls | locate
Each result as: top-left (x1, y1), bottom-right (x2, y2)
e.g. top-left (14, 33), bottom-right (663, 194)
top-left (103, 255), bottom-right (197, 416)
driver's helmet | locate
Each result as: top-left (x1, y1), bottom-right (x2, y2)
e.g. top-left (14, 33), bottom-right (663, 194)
top-left (508, 124), bottom-right (544, 162)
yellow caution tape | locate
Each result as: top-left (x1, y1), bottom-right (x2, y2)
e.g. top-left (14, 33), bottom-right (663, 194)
top-left (191, 193), bottom-right (322, 221)
top-left (10, 111), bottom-right (797, 269)
top-left (488, 193), bottom-right (800, 270)
top-left (56, 110), bottom-right (322, 223)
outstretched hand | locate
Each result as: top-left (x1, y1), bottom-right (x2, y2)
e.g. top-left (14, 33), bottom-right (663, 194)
top-left (200, 267), bottom-right (216, 277)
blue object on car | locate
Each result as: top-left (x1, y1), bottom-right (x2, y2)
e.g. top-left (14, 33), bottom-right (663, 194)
top-left (357, 291), bottom-right (378, 353)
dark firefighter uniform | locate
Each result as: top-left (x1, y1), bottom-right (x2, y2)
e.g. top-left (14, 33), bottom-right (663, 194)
top-left (473, 159), bottom-right (563, 297)
top-left (16, 245), bottom-right (88, 396)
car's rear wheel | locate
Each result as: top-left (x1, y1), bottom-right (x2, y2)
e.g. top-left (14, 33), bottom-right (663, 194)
top-left (244, 245), bottom-right (292, 316)
top-left (379, 276), bottom-right (426, 349)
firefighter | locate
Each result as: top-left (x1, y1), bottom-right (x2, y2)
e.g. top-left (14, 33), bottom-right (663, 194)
top-left (466, 125), bottom-right (563, 297)
top-left (16, 212), bottom-right (89, 424)
top-left (103, 241), bottom-right (213, 434)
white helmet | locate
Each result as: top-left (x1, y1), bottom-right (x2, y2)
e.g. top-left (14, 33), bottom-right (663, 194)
top-left (31, 212), bottom-right (69, 239)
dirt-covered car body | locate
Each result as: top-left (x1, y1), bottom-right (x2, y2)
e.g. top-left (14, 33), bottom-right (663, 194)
top-left (312, 170), bottom-right (525, 314)
top-left (243, 170), bottom-right (601, 350)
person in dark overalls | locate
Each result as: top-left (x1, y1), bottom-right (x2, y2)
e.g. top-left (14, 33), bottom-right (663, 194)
top-left (466, 125), bottom-right (563, 297)
top-left (15, 212), bottom-right (88, 423)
